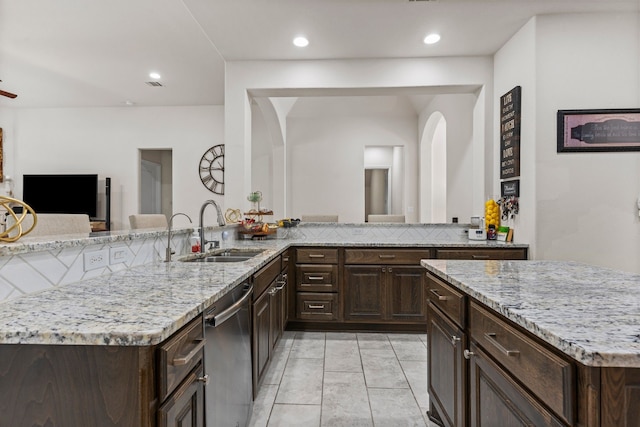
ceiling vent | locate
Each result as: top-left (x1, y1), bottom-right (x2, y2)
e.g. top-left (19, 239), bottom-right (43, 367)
top-left (145, 81), bottom-right (163, 87)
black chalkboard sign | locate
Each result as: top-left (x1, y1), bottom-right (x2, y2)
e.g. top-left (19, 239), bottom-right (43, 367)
top-left (500, 86), bottom-right (521, 179)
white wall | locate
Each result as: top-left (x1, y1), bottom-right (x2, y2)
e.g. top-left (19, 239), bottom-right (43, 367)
top-left (419, 94), bottom-right (477, 223)
top-left (4, 106), bottom-right (224, 230)
top-left (495, 12), bottom-right (640, 272)
top-left (225, 57), bottom-right (495, 215)
top-left (285, 102), bottom-right (418, 223)
top-left (494, 17), bottom-right (537, 251)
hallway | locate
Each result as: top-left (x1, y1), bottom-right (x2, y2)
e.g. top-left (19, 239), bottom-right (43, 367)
top-left (249, 331), bottom-right (439, 427)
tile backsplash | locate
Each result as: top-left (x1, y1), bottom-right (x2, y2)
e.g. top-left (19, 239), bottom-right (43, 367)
top-left (0, 232), bottom-right (189, 302)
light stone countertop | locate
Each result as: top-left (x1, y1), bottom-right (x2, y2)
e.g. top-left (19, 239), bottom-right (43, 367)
top-left (0, 229), bottom-right (526, 347)
top-left (422, 259), bottom-right (640, 368)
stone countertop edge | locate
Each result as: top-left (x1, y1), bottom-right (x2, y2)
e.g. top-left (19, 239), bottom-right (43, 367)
top-left (422, 259), bottom-right (640, 368)
top-left (0, 237), bottom-right (526, 348)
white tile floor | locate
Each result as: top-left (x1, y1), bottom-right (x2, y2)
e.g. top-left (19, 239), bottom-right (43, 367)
top-left (249, 331), bottom-right (440, 427)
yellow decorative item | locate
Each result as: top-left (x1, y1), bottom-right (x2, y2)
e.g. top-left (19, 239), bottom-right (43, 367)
top-left (225, 208), bottom-right (242, 224)
top-left (484, 198), bottom-right (500, 231)
top-left (0, 196), bottom-right (38, 242)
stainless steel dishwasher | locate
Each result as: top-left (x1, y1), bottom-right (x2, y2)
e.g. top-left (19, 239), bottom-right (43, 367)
top-left (204, 281), bottom-right (253, 427)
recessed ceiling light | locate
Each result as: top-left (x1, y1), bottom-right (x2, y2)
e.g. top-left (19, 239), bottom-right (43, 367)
top-left (423, 33), bottom-right (441, 45)
top-left (149, 72), bottom-right (161, 80)
top-left (293, 36), bottom-right (309, 47)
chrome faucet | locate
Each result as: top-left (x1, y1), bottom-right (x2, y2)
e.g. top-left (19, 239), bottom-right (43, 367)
top-left (199, 200), bottom-right (225, 253)
top-left (165, 212), bottom-right (192, 262)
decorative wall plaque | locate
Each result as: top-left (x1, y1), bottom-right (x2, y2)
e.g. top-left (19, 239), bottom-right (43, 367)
top-left (500, 86), bottom-right (521, 179)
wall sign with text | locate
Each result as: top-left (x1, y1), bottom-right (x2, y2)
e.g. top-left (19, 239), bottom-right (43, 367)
top-left (500, 86), bottom-right (521, 179)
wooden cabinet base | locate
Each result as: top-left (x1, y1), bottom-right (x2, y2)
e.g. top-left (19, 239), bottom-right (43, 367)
top-left (0, 344), bottom-right (156, 427)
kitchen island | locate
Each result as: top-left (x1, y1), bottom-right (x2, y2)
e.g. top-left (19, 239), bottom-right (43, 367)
top-left (422, 259), bottom-right (640, 427)
top-left (0, 224), bottom-right (527, 427)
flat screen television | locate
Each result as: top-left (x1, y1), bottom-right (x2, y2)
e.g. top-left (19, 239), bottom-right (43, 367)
top-left (23, 174), bottom-right (98, 219)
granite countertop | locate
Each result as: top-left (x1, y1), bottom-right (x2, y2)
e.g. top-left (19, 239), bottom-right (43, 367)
top-left (422, 259), bottom-right (640, 368)
top-left (0, 231), bottom-right (526, 347)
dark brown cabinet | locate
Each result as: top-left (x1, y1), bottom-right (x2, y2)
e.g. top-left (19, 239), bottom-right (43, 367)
top-left (427, 303), bottom-right (466, 427)
top-left (157, 363), bottom-right (205, 427)
top-left (435, 247), bottom-right (528, 260)
top-left (294, 248), bottom-right (340, 323)
top-left (343, 249), bottom-right (430, 324)
top-left (252, 255), bottom-right (287, 397)
top-left (426, 270), bottom-right (609, 427)
top-left (467, 342), bottom-right (564, 427)
top-left (344, 265), bottom-right (426, 322)
top-left (0, 315), bottom-right (206, 427)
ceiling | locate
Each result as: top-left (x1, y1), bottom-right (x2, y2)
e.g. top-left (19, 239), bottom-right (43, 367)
top-left (0, 0), bottom-right (637, 108)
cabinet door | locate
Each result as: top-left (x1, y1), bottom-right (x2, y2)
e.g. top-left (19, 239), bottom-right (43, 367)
top-left (388, 266), bottom-right (426, 321)
top-left (427, 303), bottom-right (466, 427)
top-left (157, 364), bottom-right (205, 427)
top-left (468, 342), bottom-right (564, 427)
top-left (252, 290), bottom-right (271, 395)
top-left (344, 265), bottom-right (385, 321)
top-left (270, 283), bottom-right (283, 349)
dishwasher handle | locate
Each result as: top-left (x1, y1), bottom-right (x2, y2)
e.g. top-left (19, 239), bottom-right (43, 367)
top-left (205, 284), bottom-right (253, 327)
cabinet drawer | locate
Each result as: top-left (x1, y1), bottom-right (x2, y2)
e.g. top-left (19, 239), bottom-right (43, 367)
top-left (435, 248), bottom-right (528, 260)
top-left (254, 257), bottom-right (281, 299)
top-left (345, 248), bottom-right (432, 265)
top-left (281, 250), bottom-right (290, 271)
top-left (469, 302), bottom-right (574, 425)
top-left (296, 248), bottom-right (339, 264)
top-left (296, 292), bottom-right (338, 321)
top-left (158, 315), bottom-right (205, 402)
top-left (296, 264), bottom-right (338, 292)
top-left (426, 273), bottom-right (466, 329)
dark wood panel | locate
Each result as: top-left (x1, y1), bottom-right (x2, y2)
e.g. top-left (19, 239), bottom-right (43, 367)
top-left (388, 266), bottom-right (426, 321)
top-left (427, 303), bottom-right (466, 427)
top-left (576, 364), bottom-right (600, 427)
top-left (344, 248), bottom-right (432, 265)
top-left (468, 342), bottom-right (564, 427)
top-left (0, 344), bottom-right (155, 427)
top-left (601, 367), bottom-right (640, 426)
top-left (426, 272), bottom-right (466, 329)
top-left (157, 364), bottom-right (204, 427)
top-left (296, 264), bottom-right (339, 292)
top-left (435, 248), bottom-right (528, 260)
top-left (344, 266), bottom-right (385, 321)
top-left (252, 290), bottom-right (271, 397)
top-left (253, 256), bottom-right (281, 299)
top-left (469, 302), bottom-right (574, 425)
top-left (296, 248), bottom-right (339, 264)
top-left (158, 315), bottom-right (204, 402)
top-left (296, 292), bottom-right (338, 321)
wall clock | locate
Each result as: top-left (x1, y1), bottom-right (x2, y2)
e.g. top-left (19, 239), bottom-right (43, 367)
top-left (199, 144), bottom-right (224, 195)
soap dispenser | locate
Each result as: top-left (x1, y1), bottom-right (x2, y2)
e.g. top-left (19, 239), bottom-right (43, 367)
top-left (190, 229), bottom-right (201, 253)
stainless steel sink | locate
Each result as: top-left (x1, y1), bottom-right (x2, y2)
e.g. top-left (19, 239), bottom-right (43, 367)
top-left (181, 249), bottom-right (264, 263)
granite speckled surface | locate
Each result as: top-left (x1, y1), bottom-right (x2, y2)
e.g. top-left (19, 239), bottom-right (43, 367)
top-left (422, 259), bottom-right (640, 368)
top-left (0, 224), bottom-right (526, 348)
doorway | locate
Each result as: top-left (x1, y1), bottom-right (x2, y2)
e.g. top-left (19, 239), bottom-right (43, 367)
top-left (364, 168), bottom-right (389, 221)
top-left (139, 149), bottom-right (172, 217)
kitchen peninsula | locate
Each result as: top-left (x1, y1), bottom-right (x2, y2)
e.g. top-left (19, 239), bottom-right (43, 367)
top-left (423, 259), bottom-right (640, 427)
top-left (0, 223), bottom-right (527, 427)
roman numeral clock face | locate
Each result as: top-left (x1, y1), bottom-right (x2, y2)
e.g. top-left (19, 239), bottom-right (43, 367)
top-left (199, 144), bottom-right (224, 195)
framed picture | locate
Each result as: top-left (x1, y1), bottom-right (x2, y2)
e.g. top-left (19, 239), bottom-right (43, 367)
top-left (557, 109), bottom-right (640, 152)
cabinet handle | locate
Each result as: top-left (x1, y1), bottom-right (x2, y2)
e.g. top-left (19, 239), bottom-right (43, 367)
top-left (463, 349), bottom-right (474, 359)
top-left (308, 276), bottom-right (324, 280)
top-left (308, 254), bottom-right (325, 258)
top-left (172, 338), bottom-right (206, 366)
top-left (451, 335), bottom-right (461, 346)
top-left (378, 254), bottom-right (396, 259)
top-left (429, 289), bottom-right (448, 301)
top-left (472, 255), bottom-right (490, 259)
top-left (275, 280), bottom-right (286, 290)
top-left (308, 304), bottom-right (325, 309)
top-left (197, 374), bottom-right (210, 385)
top-left (484, 332), bottom-right (520, 357)
top-left (269, 287), bottom-right (278, 295)
top-left (382, 267), bottom-right (386, 273)
top-left (389, 267), bottom-right (393, 273)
